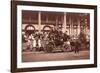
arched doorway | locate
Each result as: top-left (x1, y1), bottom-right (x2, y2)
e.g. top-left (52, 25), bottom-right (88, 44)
top-left (25, 24), bottom-right (36, 35)
top-left (42, 25), bottom-right (52, 32)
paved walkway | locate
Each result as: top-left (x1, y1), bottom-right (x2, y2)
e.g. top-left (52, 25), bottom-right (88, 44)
top-left (22, 50), bottom-right (90, 62)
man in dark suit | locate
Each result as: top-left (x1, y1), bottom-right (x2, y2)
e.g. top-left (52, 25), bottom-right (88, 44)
top-left (75, 40), bottom-right (80, 53)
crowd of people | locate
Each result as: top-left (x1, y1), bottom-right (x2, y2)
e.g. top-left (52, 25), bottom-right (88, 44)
top-left (22, 27), bottom-right (87, 53)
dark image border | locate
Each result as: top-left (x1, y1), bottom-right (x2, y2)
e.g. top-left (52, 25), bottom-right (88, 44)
top-left (11, 1), bottom-right (97, 73)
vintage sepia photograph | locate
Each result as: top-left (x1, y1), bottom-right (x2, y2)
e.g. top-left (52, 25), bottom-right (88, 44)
top-left (11, 1), bottom-right (97, 72)
top-left (22, 10), bottom-right (90, 62)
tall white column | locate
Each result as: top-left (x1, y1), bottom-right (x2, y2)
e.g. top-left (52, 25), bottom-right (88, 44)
top-left (78, 18), bottom-right (80, 35)
top-left (56, 17), bottom-right (58, 29)
top-left (38, 11), bottom-right (41, 33)
top-left (62, 12), bottom-right (66, 33)
top-left (69, 16), bottom-right (72, 36)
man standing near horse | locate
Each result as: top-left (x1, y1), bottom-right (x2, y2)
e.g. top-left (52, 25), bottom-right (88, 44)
top-left (74, 40), bottom-right (80, 53)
